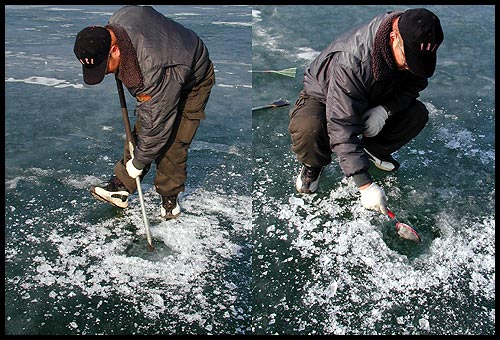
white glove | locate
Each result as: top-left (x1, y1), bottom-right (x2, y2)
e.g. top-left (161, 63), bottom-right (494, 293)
top-left (360, 182), bottom-right (388, 215)
top-left (126, 159), bottom-right (143, 179)
top-left (363, 105), bottom-right (388, 137)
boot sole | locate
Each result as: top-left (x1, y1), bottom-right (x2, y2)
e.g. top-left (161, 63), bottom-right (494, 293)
top-left (90, 187), bottom-right (128, 209)
top-left (162, 212), bottom-right (181, 220)
top-left (364, 148), bottom-right (399, 172)
top-left (368, 160), bottom-right (395, 172)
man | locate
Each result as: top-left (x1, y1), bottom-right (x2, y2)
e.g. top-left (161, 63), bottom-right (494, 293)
top-left (74, 5), bottom-right (215, 219)
top-left (288, 8), bottom-right (443, 215)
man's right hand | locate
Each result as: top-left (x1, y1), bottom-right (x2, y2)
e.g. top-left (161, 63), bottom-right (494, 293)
top-left (359, 182), bottom-right (388, 215)
top-left (126, 159), bottom-right (143, 179)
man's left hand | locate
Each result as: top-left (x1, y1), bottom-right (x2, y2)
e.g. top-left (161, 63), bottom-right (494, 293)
top-left (363, 105), bottom-right (388, 137)
top-left (126, 159), bottom-right (143, 179)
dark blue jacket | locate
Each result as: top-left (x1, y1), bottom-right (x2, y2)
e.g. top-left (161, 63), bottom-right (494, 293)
top-left (303, 11), bottom-right (428, 185)
top-left (108, 5), bottom-right (211, 168)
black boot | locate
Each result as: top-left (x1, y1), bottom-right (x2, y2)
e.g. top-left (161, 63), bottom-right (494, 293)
top-left (295, 164), bottom-right (323, 194)
top-left (161, 194), bottom-right (181, 219)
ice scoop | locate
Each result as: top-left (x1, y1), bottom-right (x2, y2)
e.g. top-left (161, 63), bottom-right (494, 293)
top-left (387, 209), bottom-right (421, 242)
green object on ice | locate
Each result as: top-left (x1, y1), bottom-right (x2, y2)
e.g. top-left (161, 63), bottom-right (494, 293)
top-left (253, 67), bottom-right (297, 78)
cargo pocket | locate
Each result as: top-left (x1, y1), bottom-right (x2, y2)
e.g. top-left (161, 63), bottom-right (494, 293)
top-left (180, 72), bottom-right (215, 120)
top-left (176, 115), bottom-right (201, 145)
top-left (289, 91), bottom-right (308, 118)
top-left (179, 91), bottom-right (207, 120)
top-left (183, 110), bottom-right (206, 120)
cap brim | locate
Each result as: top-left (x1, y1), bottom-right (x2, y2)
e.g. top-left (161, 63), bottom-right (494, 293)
top-left (82, 58), bottom-right (108, 85)
top-left (404, 42), bottom-right (437, 78)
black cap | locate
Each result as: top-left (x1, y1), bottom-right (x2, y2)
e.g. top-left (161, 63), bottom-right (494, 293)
top-left (398, 8), bottom-right (444, 78)
top-left (74, 26), bottom-right (111, 85)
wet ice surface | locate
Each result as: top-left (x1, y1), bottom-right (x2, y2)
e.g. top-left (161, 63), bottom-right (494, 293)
top-left (6, 171), bottom-right (252, 334)
top-left (252, 5), bottom-right (494, 335)
top-left (5, 4), bottom-right (495, 335)
top-left (5, 5), bottom-right (253, 335)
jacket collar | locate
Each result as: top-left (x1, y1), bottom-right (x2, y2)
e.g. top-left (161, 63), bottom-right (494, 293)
top-left (105, 23), bottom-right (144, 90)
top-left (371, 11), bottom-right (403, 81)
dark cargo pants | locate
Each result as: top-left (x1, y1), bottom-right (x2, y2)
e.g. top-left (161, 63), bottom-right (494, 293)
top-left (114, 62), bottom-right (215, 197)
top-left (288, 89), bottom-right (429, 168)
